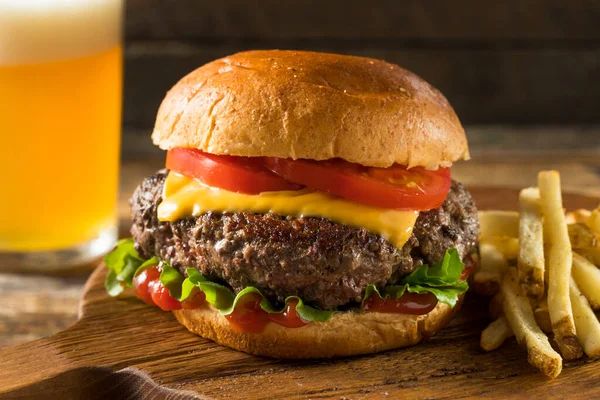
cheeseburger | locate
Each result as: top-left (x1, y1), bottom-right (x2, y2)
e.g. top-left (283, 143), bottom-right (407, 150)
top-left (105, 50), bottom-right (479, 358)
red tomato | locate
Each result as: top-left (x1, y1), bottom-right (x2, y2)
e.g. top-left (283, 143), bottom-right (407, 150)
top-left (166, 148), bottom-right (302, 194)
top-left (133, 266), bottom-right (161, 306)
top-left (225, 293), bottom-right (270, 333)
top-left (150, 282), bottom-right (182, 311)
top-left (181, 290), bottom-right (207, 310)
top-left (268, 299), bottom-right (309, 328)
top-left (362, 292), bottom-right (438, 315)
top-left (263, 158), bottom-right (451, 210)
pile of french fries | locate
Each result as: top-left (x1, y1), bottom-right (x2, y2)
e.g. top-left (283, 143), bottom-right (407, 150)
top-left (476, 170), bottom-right (600, 378)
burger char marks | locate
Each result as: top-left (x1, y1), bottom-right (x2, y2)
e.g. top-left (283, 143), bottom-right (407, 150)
top-left (131, 170), bottom-right (479, 310)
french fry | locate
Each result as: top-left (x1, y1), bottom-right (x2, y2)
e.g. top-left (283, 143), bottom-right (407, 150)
top-left (478, 210), bottom-right (519, 240)
top-left (481, 315), bottom-right (514, 351)
top-left (474, 243), bottom-right (508, 296)
top-left (565, 209), bottom-right (592, 225)
top-left (570, 277), bottom-right (600, 358)
top-left (577, 247), bottom-right (600, 266)
top-left (518, 187), bottom-right (545, 299)
top-left (571, 252), bottom-right (600, 310)
top-left (538, 170), bottom-right (582, 360)
top-left (484, 237), bottom-right (520, 260)
top-left (568, 223), bottom-right (598, 249)
top-left (476, 175), bottom-right (597, 376)
top-left (534, 299), bottom-right (552, 333)
top-left (502, 268), bottom-right (562, 378)
top-left (586, 207), bottom-right (600, 235)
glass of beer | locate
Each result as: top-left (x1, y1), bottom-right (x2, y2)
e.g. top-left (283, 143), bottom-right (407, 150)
top-left (0, 0), bottom-right (123, 270)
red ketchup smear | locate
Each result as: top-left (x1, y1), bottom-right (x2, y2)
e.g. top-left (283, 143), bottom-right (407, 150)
top-left (181, 290), bottom-right (207, 309)
top-left (225, 293), bottom-right (309, 333)
top-left (362, 255), bottom-right (475, 315)
top-left (132, 272), bottom-right (309, 333)
top-left (133, 265), bottom-right (207, 311)
top-left (460, 253), bottom-right (477, 281)
top-left (133, 256), bottom-right (477, 332)
top-left (133, 266), bottom-right (161, 306)
top-left (362, 292), bottom-right (438, 315)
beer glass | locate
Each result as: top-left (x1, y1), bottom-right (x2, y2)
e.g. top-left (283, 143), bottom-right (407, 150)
top-left (0, 0), bottom-right (123, 269)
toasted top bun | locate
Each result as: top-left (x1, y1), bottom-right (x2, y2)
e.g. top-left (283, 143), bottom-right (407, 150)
top-left (172, 295), bottom-right (463, 359)
top-left (153, 50), bottom-right (468, 169)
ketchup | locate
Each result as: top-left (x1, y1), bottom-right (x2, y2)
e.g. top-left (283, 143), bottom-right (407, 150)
top-left (225, 293), bottom-right (309, 333)
top-left (132, 271), bottom-right (309, 333)
top-left (181, 290), bottom-right (207, 309)
top-left (268, 299), bottom-right (308, 328)
top-left (361, 257), bottom-right (473, 315)
top-left (150, 284), bottom-right (182, 311)
top-left (132, 259), bottom-right (474, 332)
top-left (133, 267), bottom-right (161, 306)
top-left (362, 292), bottom-right (438, 315)
top-left (225, 293), bottom-right (270, 333)
top-left (460, 253), bottom-right (477, 281)
top-left (133, 265), bottom-right (207, 311)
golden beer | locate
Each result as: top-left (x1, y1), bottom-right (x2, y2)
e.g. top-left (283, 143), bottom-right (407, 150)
top-left (0, 1), bottom-right (122, 265)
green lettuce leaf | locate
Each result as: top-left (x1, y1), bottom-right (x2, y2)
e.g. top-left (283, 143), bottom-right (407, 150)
top-left (402, 247), bottom-right (464, 285)
top-left (180, 268), bottom-right (235, 308)
top-left (104, 239), bottom-right (467, 321)
top-left (104, 238), bottom-right (159, 295)
top-left (218, 286), bottom-right (334, 322)
top-left (362, 284), bottom-right (407, 309)
top-left (178, 271), bottom-right (334, 321)
top-left (159, 264), bottom-right (185, 300)
top-left (406, 284), bottom-right (468, 308)
top-left (180, 268), bottom-right (205, 301)
top-left (400, 248), bottom-right (467, 307)
top-left (105, 270), bottom-right (123, 297)
top-left (362, 248), bottom-right (468, 308)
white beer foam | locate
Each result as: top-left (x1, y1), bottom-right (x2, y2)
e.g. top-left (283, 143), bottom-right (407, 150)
top-left (0, 0), bottom-right (122, 66)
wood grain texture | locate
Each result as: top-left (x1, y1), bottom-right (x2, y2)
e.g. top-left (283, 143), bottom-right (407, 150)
top-left (123, 43), bottom-right (600, 126)
top-left (0, 188), bottom-right (599, 399)
top-left (125, 0), bottom-right (600, 40)
top-left (121, 1), bottom-right (600, 125)
top-left (0, 274), bottom-right (84, 348)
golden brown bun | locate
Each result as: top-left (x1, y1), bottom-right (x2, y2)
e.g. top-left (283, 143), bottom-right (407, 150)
top-left (172, 296), bottom-right (462, 359)
top-left (153, 50), bottom-right (468, 169)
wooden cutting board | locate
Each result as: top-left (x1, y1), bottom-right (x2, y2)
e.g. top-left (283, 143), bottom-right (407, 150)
top-left (1, 186), bottom-right (599, 400)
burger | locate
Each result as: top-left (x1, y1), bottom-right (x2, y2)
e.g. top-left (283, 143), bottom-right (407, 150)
top-left (105, 50), bottom-right (479, 358)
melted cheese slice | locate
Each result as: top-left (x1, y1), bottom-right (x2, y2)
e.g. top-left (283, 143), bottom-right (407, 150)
top-left (158, 172), bottom-right (419, 250)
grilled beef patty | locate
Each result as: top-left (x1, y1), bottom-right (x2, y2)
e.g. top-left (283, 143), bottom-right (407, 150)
top-left (131, 170), bottom-right (479, 309)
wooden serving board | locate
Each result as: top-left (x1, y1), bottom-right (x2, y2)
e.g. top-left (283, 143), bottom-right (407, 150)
top-left (1, 187), bottom-right (599, 400)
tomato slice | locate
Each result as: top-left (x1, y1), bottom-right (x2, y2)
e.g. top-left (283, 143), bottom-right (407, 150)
top-left (166, 148), bottom-right (302, 194)
top-left (263, 158), bottom-right (451, 210)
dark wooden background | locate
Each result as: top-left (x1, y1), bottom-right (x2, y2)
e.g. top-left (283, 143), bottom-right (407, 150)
top-left (122, 0), bottom-right (600, 132)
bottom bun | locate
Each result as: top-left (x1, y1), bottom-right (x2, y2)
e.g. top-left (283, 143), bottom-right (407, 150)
top-left (173, 295), bottom-right (463, 358)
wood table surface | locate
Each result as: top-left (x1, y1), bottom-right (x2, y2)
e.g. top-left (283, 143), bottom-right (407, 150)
top-left (1, 126), bottom-right (599, 349)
